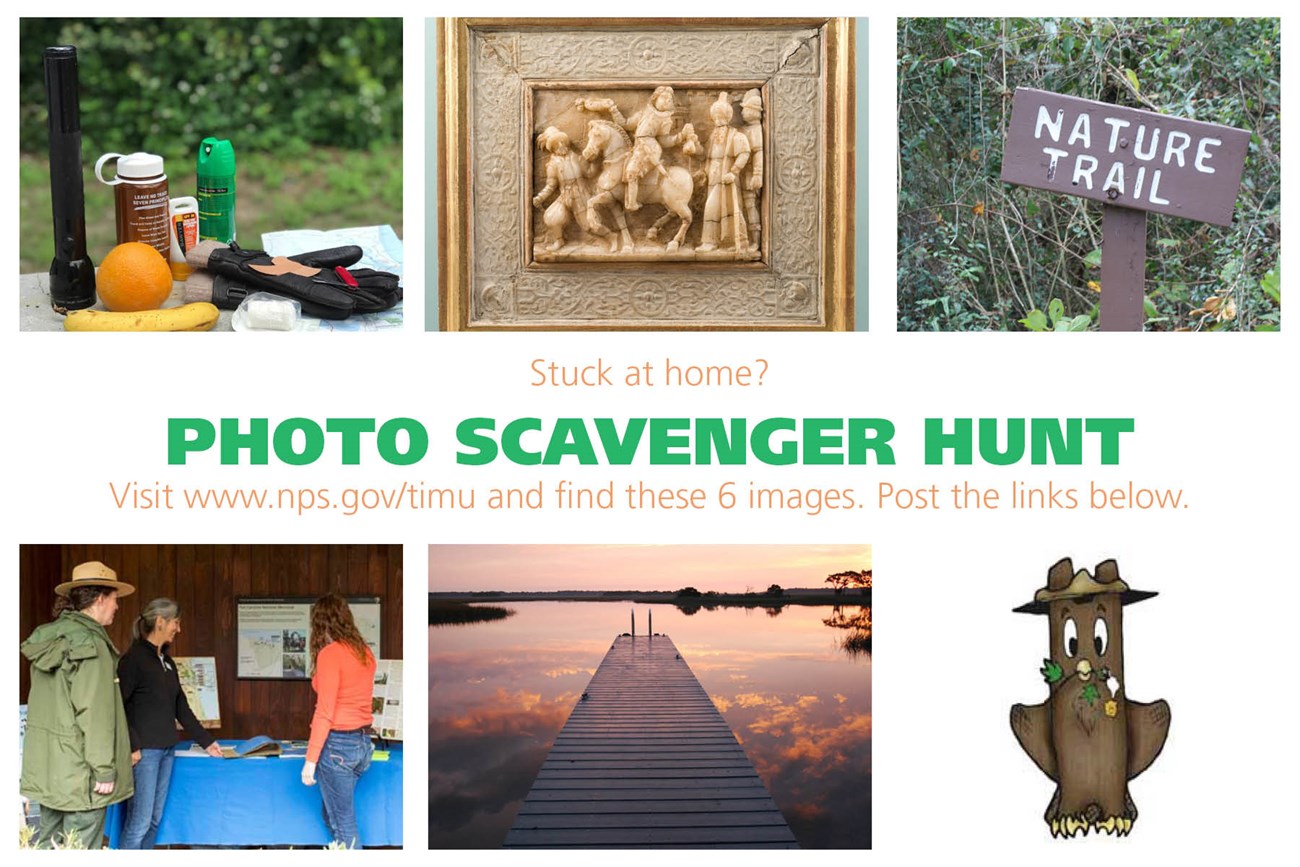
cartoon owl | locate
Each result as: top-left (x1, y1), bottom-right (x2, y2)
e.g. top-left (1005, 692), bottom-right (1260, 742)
top-left (1010, 558), bottom-right (1170, 837)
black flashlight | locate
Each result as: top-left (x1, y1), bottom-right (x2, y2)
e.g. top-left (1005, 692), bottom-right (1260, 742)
top-left (44, 45), bottom-right (96, 313)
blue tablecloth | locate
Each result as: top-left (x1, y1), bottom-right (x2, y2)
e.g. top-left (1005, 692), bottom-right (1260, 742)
top-left (106, 740), bottom-right (402, 848)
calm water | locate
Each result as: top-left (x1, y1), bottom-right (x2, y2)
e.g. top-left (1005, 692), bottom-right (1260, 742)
top-left (429, 601), bottom-right (871, 848)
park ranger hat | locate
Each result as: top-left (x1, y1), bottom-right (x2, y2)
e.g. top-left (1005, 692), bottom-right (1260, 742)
top-left (1012, 557), bottom-right (1155, 615)
top-left (55, 561), bottom-right (136, 597)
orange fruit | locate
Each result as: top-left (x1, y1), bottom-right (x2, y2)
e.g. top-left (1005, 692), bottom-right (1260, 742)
top-left (97, 242), bottom-right (174, 312)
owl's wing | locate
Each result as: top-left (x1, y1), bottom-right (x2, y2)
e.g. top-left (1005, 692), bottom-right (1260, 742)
top-left (1010, 701), bottom-right (1057, 781)
top-left (1126, 698), bottom-right (1170, 779)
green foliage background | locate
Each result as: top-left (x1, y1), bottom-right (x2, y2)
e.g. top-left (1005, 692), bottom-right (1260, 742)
top-left (19, 19), bottom-right (403, 274)
top-left (897, 18), bottom-right (1280, 331)
top-left (21, 18), bottom-right (402, 156)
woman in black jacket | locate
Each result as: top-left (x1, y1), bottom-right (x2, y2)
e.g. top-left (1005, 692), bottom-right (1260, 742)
top-left (117, 598), bottom-right (224, 848)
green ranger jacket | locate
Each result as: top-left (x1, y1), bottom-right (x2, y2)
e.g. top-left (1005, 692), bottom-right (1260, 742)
top-left (20, 610), bottom-right (134, 811)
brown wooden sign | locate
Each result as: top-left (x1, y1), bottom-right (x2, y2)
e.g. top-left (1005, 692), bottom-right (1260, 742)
top-left (1002, 88), bottom-right (1250, 226)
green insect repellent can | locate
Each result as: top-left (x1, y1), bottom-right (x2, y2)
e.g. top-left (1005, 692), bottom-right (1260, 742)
top-left (197, 137), bottom-right (236, 242)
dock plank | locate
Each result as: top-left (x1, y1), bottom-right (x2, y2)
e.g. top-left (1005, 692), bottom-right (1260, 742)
top-left (504, 825), bottom-right (799, 847)
top-left (518, 798), bottom-right (783, 814)
top-left (505, 635), bottom-right (796, 849)
top-left (510, 811), bottom-right (792, 830)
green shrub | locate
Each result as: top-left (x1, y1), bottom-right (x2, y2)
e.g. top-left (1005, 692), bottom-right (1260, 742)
top-left (20, 18), bottom-right (402, 161)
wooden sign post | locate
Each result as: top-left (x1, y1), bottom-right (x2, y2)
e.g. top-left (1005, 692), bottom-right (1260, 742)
top-left (1001, 88), bottom-right (1250, 331)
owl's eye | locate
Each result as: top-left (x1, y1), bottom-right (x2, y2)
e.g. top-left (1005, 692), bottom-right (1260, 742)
top-left (1094, 618), bottom-right (1108, 656)
top-left (1063, 618), bottom-right (1078, 657)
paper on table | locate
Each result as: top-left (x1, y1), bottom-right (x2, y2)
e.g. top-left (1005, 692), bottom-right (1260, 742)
top-left (258, 226), bottom-right (404, 333)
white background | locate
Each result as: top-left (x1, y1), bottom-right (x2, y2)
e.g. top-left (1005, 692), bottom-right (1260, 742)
top-left (4, 3), bottom-right (1296, 862)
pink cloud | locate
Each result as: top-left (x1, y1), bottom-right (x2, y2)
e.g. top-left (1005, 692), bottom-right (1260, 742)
top-left (429, 544), bottom-right (872, 592)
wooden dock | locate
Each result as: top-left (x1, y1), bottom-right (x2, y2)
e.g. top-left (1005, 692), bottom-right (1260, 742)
top-left (504, 634), bottom-right (798, 848)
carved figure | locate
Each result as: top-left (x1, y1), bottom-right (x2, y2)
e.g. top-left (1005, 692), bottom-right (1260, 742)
top-left (1010, 558), bottom-right (1171, 838)
top-left (741, 89), bottom-right (764, 249)
top-left (581, 117), bottom-right (695, 254)
top-left (698, 93), bottom-right (751, 256)
top-left (579, 87), bottom-right (695, 212)
top-left (532, 127), bottom-right (594, 252)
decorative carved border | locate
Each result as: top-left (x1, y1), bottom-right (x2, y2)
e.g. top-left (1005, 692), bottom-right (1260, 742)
top-left (438, 18), bottom-right (854, 331)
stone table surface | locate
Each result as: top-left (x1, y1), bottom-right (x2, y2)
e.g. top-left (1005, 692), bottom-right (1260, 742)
top-left (21, 273), bottom-right (404, 331)
top-left (19, 273), bottom-right (236, 332)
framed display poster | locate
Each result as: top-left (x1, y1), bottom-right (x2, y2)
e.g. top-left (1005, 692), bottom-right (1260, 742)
top-left (236, 596), bottom-right (382, 680)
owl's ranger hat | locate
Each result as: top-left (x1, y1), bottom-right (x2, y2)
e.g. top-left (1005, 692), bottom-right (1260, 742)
top-left (1012, 557), bottom-right (1157, 615)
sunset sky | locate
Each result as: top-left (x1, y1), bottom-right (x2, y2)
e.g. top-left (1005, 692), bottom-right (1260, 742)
top-left (428, 544), bottom-right (871, 592)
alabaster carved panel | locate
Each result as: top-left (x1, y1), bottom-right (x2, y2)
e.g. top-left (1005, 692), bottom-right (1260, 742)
top-left (529, 84), bottom-right (767, 263)
top-left (440, 19), bottom-right (853, 330)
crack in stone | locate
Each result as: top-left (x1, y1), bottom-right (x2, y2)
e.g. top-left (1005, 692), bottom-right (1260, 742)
top-left (480, 36), bottom-right (518, 74)
top-left (775, 30), bottom-right (819, 74)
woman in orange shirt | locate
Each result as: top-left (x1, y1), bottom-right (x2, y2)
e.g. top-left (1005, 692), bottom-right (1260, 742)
top-left (299, 594), bottom-right (376, 848)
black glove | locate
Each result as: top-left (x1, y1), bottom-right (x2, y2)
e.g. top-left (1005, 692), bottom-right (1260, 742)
top-left (186, 241), bottom-right (402, 320)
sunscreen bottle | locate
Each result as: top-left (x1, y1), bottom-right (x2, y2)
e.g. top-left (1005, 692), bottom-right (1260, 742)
top-left (168, 196), bottom-right (199, 280)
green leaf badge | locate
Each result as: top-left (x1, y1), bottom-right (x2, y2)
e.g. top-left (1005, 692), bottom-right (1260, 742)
top-left (1082, 683), bottom-right (1100, 706)
top-left (1041, 658), bottom-right (1063, 684)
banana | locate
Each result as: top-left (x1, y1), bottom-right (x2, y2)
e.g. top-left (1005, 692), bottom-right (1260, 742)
top-left (64, 302), bottom-right (220, 332)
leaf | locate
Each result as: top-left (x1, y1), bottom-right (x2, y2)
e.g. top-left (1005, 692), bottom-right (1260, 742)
top-left (1041, 658), bottom-right (1064, 684)
top-left (1082, 683), bottom-right (1100, 706)
top-left (1124, 67), bottom-right (1140, 94)
top-left (1261, 264), bottom-right (1281, 303)
top-left (1048, 298), bottom-right (1065, 324)
top-left (1084, 248), bottom-right (1103, 268)
top-left (1066, 314), bottom-right (1091, 331)
top-left (1021, 309), bottom-right (1049, 332)
top-left (1143, 297), bottom-right (1159, 319)
top-left (1156, 238), bottom-right (1180, 248)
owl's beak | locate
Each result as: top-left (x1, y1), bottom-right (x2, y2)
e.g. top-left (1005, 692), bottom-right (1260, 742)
top-left (1075, 659), bottom-right (1093, 681)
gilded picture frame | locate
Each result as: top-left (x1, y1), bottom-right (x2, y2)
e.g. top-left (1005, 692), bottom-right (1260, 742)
top-left (437, 18), bottom-right (854, 330)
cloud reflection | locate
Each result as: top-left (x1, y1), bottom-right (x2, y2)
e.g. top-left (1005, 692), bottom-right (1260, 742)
top-left (710, 685), bottom-right (871, 847)
top-left (429, 601), bottom-right (871, 848)
top-left (430, 627), bottom-right (609, 848)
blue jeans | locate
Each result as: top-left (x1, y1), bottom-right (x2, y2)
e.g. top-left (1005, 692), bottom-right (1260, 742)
top-left (120, 746), bottom-right (175, 849)
top-left (317, 730), bottom-right (373, 848)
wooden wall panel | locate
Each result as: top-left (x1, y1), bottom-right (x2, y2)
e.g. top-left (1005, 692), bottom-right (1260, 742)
top-left (18, 545), bottom-right (403, 741)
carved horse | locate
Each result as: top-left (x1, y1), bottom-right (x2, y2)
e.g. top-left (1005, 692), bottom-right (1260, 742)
top-left (581, 118), bottom-right (694, 253)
